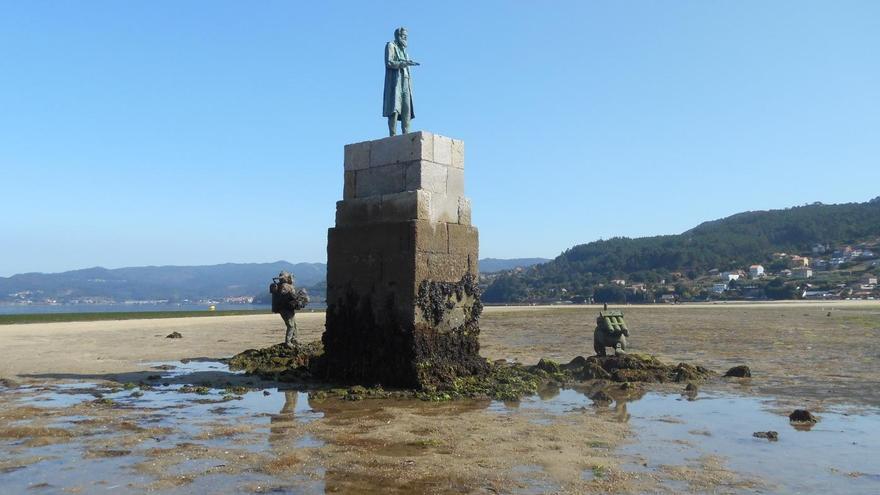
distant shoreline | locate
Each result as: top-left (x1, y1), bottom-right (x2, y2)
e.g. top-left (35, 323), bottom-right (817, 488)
top-left (0, 309), bottom-right (268, 325)
top-left (0, 302), bottom-right (326, 316)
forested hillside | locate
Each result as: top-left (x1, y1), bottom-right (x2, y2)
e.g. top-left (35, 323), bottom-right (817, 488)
top-left (484, 198), bottom-right (880, 303)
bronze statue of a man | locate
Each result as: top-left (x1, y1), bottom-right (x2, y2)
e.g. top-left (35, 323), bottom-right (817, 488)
top-left (269, 271), bottom-right (309, 346)
top-left (383, 27), bottom-right (419, 136)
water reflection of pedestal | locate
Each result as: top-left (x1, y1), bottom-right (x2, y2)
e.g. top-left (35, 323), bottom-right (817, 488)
top-left (322, 132), bottom-right (486, 389)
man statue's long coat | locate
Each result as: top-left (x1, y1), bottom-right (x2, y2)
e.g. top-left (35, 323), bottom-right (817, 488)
top-left (383, 41), bottom-right (415, 120)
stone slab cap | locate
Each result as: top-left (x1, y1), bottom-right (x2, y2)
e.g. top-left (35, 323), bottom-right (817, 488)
top-left (344, 132), bottom-right (464, 171)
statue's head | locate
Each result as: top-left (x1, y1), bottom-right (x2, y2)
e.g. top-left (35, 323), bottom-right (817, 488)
top-left (394, 27), bottom-right (408, 47)
top-left (277, 271), bottom-right (294, 284)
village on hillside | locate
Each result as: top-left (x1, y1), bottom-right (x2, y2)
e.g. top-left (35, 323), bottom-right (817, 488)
top-left (481, 239), bottom-right (880, 304)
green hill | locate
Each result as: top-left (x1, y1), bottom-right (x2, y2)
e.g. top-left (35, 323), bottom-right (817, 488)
top-left (484, 198), bottom-right (880, 303)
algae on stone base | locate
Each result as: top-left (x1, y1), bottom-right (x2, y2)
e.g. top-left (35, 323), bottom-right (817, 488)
top-left (228, 340), bottom-right (714, 402)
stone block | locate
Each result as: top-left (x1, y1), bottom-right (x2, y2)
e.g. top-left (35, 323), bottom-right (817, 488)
top-left (396, 132), bottom-right (433, 163)
top-left (355, 163), bottom-right (406, 197)
top-left (328, 223), bottom-right (415, 257)
top-left (413, 220), bottom-right (449, 254)
top-left (433, 134), bottom-right (453, 165)
top-left (451, 139), bottom-right (465, 169)
top-left (326, 226), bottom-right (359, 256)
top-left (343, 170), bottom-right (356, 199)
top-left (447, 167), bottom-right (464, 197)
top-left (368, 135), bottom-right (397, 168)
top-left (415, 252), bottom-right (472, 283)
top-left (430, 194), bottom-right (459, 224)
top-left (405, 160), bottom-right (447, 195)
top-left (447, 223), bottom-right (479, 257)
top-left (327, 252), bottom-right (381, 288)
top-left (335, 197), bottom-right (380, 227)
top-left (369, 131), bottom-right (434, 168)
top-left (457, 197), bottom-right (472, 225)
top-left (366, 222), bottom-right (415, 254)
top-left (344, 141), bottom-right (371, 171)
top-left (381, 190), bottom-right (432, 223)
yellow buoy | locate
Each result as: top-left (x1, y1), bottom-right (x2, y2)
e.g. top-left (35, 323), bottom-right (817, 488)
top-left (209, 305), bottom-right (216, 311)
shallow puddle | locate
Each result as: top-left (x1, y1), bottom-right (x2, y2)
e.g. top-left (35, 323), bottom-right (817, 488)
top-left (2, 359), bottom-right (879, 493)
top-left (621, 392), bottom-right (880, 494)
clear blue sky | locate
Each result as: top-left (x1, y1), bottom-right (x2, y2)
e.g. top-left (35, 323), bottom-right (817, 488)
top-left (2, 1), bottom-right (878, 276)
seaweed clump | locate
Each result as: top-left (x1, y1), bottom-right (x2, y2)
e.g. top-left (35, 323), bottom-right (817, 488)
top-left (440, 362), bottom-right (542, 401)
top-left (227, 342), bottom-right (713, 402)
top-left (562, 353), bottom-right (714, 383)
top-left (228, 341), bottom-right (324, 381)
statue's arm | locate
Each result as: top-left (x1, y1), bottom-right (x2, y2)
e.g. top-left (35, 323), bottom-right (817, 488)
top-left (385, 43), bottom-right (407, 69)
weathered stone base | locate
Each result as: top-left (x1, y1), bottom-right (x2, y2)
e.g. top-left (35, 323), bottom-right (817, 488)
top-left (322, 220), bottom-right (484, 389)
top-left (322, 270), bottom-right (487, 390)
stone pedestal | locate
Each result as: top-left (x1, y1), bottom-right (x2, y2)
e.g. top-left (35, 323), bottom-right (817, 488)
top-left (322, 132), bottom-right (486, 389)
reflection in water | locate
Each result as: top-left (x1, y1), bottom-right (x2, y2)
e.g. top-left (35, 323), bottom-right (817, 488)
top-left (268, 390), bottom-right (298, 446)
top-left (612, 400), bottom-right (630, 423)
top-left (537, 383), bottom-right (560, 401)
top-left (268, 390), bottom-right (325, 450)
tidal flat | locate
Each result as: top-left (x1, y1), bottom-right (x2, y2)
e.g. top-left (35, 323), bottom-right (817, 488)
top-left (0, 302), bottom-right (878, 493)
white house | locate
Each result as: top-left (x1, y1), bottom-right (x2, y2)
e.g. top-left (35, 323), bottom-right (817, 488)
top-left (749, 265), bottom-right (765, 278)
